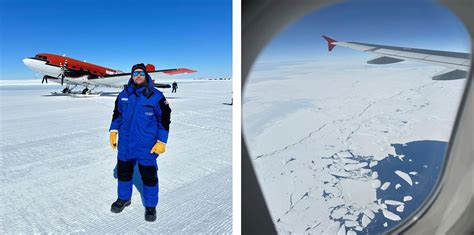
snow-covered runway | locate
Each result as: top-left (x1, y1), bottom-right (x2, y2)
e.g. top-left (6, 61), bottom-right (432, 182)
top-left (0, 80), bottom-right (232, 233)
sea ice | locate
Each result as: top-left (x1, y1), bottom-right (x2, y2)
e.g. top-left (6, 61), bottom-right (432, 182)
top-left (325, 222), bottom-right (342, 234)
top-left (344, 162), bottom-right (368, 171)
top-left (331, 171), bottom-right (351, 178)
top-left (361, 214), bottom-right (371, 227)
top-left (343, 214), bottom-right (358, 221)
top-left (369, 161), bottom-right (378, 168)
top-left (385, 200), bottom-right (404, 206)
top-left (398, 155), bottom-right (405, 161)
top-left (381, 182), bottom-right (391, 190)
top-left (372, 179), bottom-right (381, 188)
top-left (331, 207), bottom-right (348, 219)
top-left (338, 152), bottom-right (353, 159)
top-left (371, 172), bottom-right (378, 179)
top-left (396, 205), bottom-right (405, 212)
top-left (383, 222), bottom-right (388, 227)
top-left (395, 170), bottom-right (413, 186)
top-left (341, 158), bottom-right (360, 164)
top-left (337, 224), bottom-right (346, 235)
top-left (403, 196), bottom-right (413, 202)
top-left (363, 209), bottom-right (375, 219)
top-left (395, 184), bottom-right (401, 189)
top-left (340, 179), bottom-right (376, 208)
top-left (382, 210), bottom-right (402, 221)
top-left (345, 220), bottom-right (358, 227)
top-left (347, 230), bottom-right (357, 235)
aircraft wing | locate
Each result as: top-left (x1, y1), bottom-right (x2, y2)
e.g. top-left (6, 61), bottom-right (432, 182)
top-left (88, 68), bottom-right (197, 88)
top-left (322, 35), bottom-right (471, 80)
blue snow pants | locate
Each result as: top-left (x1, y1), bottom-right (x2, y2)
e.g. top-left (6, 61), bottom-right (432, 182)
top-left (117, 157), bottom-right (159, 207)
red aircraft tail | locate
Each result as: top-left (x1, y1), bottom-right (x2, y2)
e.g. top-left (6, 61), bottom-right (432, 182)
top-left (322, 35), bottom-right (337, 52)
top-left (146, 64), bottom-right (155, 72)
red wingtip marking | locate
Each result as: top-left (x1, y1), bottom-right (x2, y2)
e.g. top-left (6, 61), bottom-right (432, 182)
top-left (322, 35), bottom-right (337, 51)
top-left (162, 68), bottom-right (197, 75)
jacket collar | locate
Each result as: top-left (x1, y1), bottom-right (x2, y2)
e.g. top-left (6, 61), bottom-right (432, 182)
top-left (126, 73), bottom-right (154, 98)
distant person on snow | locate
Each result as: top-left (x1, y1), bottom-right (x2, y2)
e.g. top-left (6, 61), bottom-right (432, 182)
top-left (109, 63), bottom-right (172, 222)
top-left (172, 81), bottom-right (178, 93)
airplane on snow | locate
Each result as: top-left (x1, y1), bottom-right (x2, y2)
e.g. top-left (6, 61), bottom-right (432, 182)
top-left (22, 53), bottom-right (196, 95)
top-left (322, 35), bottom-right (471, 80)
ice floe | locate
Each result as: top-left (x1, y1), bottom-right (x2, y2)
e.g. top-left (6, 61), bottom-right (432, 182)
top-left (403, 196), bottom-right (413, 202)
top-left (395, 183), bottom-right (401, 189)
top-left (371, 171), bottom-right (379, 179)
top-left (340, 179), bottom-right (376, 208)
top-left (341, 158), bottom-right (360, 164)
top-left (372, 179), bottom-right (381, 188)
top-left (361, 214), bottom-right (371, 227)
top-left (395, 170), bottom-right (413, 186)
top-left (331, 207), bottom-right (348, 219)
top-left (396, 205), bottom-right (405, 212)
top-left (385, 200), bottom-right (404, 206)
top-left (382, 209), bottom-right (402, 221)
top-left (347, 230), bottom-right (357, 235)
top-left (381, 182), bottom-right (391, 190)
top-left (331, 171), bottom-right (351, 178)
top-left (337, 224), bottom-right (346, 235)
top-left (363, 208), bottom-right (375, 219)
top-left (369, 161), bottom-right (378, 168)
top-left (345, 220), bottom-right (358, 227)
top-left (343, 214), bottom-right (358, 221)
top-left (338, 151), bottom-right (353, 159)
top-left (344, 162), bottom-right (368, 171)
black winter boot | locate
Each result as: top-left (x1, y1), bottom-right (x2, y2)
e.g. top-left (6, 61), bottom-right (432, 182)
top-left (111, 198), bottom-right (131, 213)
top-left (145, 207), bottom-right (156, 222)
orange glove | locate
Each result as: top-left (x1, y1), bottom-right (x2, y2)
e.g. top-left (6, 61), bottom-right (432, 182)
top-left (110, 131), bottom-right (118, 149)
top-left (150, 141), bottom-right (166, 155)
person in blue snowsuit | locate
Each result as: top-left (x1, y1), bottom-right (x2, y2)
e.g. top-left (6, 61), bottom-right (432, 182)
top-left (108, 63), bottom-right (171, 222)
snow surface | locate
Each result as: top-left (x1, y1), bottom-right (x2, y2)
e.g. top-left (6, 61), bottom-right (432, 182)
top-left (243, 59), bottom-right (465, 234)
top-left (0, 81), bottom-right (232, 233)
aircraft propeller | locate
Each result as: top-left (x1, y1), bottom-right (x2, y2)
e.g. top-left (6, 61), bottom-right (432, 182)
top-left (57, 61), bottom-right (68, 86)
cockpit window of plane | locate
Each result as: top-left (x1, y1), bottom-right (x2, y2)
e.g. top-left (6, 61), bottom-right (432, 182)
top-left (242, 0), bottom-right (471, 234)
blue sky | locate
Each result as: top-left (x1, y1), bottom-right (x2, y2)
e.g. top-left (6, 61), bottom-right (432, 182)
top-left (257, 0), bottom-right (471, 63)
top-left (0, 0), bottom-right (232, 80)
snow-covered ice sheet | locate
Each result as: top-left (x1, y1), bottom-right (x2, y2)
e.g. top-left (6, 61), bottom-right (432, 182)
top-left (0, 81), bottom-right (232, 233)
top-left (243, 60), bottom-right (465, 234)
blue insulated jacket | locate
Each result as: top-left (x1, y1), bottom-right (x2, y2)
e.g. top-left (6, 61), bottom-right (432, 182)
top-left (109, 74), bottom-right (171, 160)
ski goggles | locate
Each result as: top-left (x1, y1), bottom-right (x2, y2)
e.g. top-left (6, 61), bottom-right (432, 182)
top-left (133, 71), bottom-right (146, 76)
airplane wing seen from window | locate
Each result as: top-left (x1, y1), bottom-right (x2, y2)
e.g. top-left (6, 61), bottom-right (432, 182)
top-left (322, 35), bottom-right (471, 80)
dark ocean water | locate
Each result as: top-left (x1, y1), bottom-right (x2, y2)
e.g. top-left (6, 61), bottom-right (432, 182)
top-left (363, 140), bottom-right (447, 234)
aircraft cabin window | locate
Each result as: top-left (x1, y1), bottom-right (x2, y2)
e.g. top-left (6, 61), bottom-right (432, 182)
top-left (242, 0), bottom-right (471, 234)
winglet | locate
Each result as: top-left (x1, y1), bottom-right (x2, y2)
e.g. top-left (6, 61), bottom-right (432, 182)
top-left (322, 35), bottom-right (337, 51)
